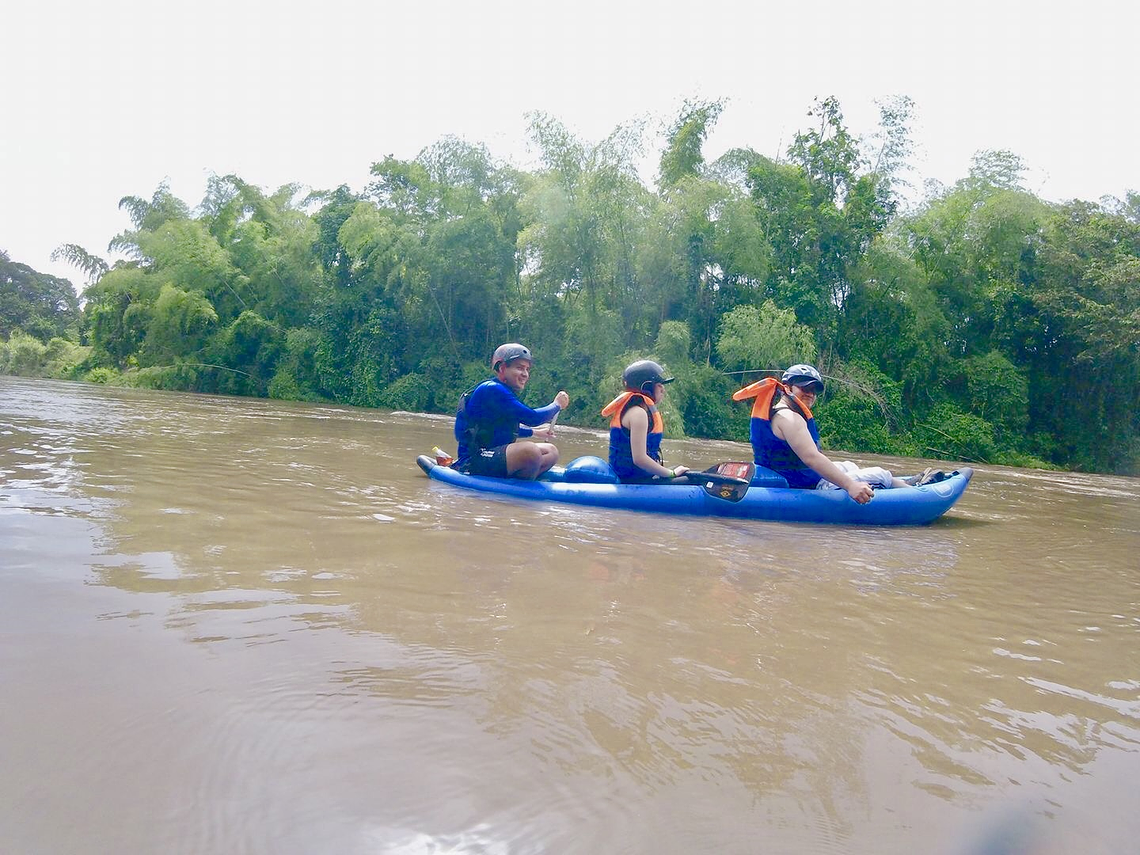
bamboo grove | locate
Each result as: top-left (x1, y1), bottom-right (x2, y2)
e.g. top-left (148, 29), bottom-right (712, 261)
top-left (3, 98), bottom-right (1138, 474)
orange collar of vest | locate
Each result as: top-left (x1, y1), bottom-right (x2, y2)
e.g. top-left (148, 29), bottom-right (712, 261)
top-left (732, 377), bottom-right (814, 420)
top-left (602, 390), bottom-right (662, 431)
top-left (601, 390), bottom-right (655, 417)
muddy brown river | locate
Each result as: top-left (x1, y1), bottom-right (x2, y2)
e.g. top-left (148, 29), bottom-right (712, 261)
top-left (2, 376), bottom-right (1138, 854)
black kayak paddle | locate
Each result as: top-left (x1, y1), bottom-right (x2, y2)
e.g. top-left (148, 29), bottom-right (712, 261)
top-left (680, 462), bottom-right (755, 502)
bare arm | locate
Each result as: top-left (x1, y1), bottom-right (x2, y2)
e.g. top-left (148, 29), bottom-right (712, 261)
top-left (772, 410), bottom-right (873, 503)
top-left (623, 407), bottom-right (687, 479)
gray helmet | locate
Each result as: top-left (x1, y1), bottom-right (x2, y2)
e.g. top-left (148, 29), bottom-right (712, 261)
top-left (622, 360), bottom-right (674, 394)
top-left (491, 342), bottom-right (533, 371)
top-left (781, 364), bottom-right (824, 393)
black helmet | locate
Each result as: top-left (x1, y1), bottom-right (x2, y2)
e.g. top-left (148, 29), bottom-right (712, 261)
top-left (491, 342), bottom-right (533, 371)
top-left (781, 363), bottom-right (824, 394)
top-left (622, 360), bottom-right (674, 394)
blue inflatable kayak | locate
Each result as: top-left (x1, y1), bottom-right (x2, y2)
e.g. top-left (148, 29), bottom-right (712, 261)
top-left (416, 454), bottom-right (973, 526)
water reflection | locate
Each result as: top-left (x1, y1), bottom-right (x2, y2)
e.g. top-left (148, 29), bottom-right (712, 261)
top-left (3, 377), bottom-right (1139, 853)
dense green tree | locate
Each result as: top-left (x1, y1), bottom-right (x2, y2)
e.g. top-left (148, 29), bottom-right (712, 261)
top-left (140, 284), bottom-right (218, 365)
top-left (715, 300), bottom-right (816, 372)
top-left (0, 250), bottom-right (82, 341)
top-left (7, 100), bottom-right (1134, 474)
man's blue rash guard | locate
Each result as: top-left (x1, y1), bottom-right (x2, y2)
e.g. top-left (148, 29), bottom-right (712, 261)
top-left (454, 379), bottom-right (561, 468)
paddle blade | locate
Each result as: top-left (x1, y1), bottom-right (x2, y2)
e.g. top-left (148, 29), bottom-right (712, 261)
top-left (707, 461), bottom-right (756, 482)
top-left (683, 462), bottom-right (754, 502)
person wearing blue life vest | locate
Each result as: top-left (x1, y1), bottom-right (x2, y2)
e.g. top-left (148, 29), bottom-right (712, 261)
top-left (733, 364), bottom-right (922, 504)
top-left (601, 360), bottom-right (690, 483)
top-left (454, 343), bottom-right (569, 480)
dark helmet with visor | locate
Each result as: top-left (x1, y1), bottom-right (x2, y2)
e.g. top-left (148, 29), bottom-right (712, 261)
top-left (781, 363), bottom-right (824, 394)
top-left (622, 360), bottom-right (674, 394)
top-left (491, 343), bottom-right (533, 371)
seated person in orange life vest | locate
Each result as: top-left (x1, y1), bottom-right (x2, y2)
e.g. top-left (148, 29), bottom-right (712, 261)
top-left (454, 343), bottom-right (570, 480)
top-left (732, 364), bottom-right (914, 505)
top-left (601, 360), bottom-right (691, 484)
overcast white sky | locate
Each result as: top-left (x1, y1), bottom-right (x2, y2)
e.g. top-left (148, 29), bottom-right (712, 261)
top-left (4, 0), bottom-right (1137, 287)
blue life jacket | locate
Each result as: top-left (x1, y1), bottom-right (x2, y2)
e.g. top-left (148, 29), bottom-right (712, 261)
top-left (733, 377), bottom-right (821, 489)
top-left (601, 391), bottom-right (663, 481)
top-left (454, 380), bottom-right (521, 466)
top-left (750, 405), bottom-right (822, 489)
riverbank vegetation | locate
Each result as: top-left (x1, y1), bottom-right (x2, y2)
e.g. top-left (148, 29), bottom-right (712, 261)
top-left (3, 98), bottom-right (1137, 474)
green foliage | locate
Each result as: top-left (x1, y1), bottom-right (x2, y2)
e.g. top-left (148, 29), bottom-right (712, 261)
top-left (715, 300), bottom-right (817, 371)
top-left (84, 367), bottom-right (119, 385)
top-left (673, 362), bottom-right (737, 441)
top-left (0, 332), bottom-right (86, 379)
top-left (140, 284), bottom-right (218, 365)
top-left (43, 338), bottom-right (91, 379)
top-left (0, 251), bottom-right (82, 341)
top-left (654, 320), bottom-right (692, 368)
top-left (268, 328), bottom-right (324, 402)
top-left (0, 330), bottom-right (48, 375)
top-left (658, 99), bottom-right (725, 189)
top-left (815, 360), bottom-right (908, 455)
top-left (128, 364), bottom-right (203, 391)
top-left (915, 403), bottom-right (998, 463)
top-left (961, 351), bottom-right (1028, 441)
top-left (378, 373), bottom-right (433, 411)
top-left (207, 311), bottom-right (285, 396)
top-left (31, 100), bottom-right (1138, 475)
top-left (816, 393), bottom-right (903, 456)
top-left (50, 243), bottom-right (109, 285)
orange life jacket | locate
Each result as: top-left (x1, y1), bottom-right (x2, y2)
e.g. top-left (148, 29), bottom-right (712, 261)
top-left (731, 377), bottom-right (815, 421)
top-left (601, 391), bottom-right (663, 432)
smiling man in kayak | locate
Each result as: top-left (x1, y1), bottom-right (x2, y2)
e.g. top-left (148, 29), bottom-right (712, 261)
top-left (453, 343), bottom-right (570, 480)
top-left (733, 364), bottom-right (921, 504)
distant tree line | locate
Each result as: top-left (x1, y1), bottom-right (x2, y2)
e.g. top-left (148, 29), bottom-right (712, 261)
top-left (3, 97), bottom-right (1138, 474)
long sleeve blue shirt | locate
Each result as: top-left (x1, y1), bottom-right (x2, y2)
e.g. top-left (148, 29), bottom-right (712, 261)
top-left (454, 379), bottom-right (561, 466)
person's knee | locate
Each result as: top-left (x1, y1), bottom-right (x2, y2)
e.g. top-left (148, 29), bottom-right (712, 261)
top-left (507, 442), bottom-right (544, 477)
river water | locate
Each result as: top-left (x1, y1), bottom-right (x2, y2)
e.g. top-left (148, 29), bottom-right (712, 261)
top-left (1, 376), bottom-right (1137, 855)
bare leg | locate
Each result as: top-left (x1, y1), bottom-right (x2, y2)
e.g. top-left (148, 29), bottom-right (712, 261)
top-left (505, 441), bottom-right (560, 480)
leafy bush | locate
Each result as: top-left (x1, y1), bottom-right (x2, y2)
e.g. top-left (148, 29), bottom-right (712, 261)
top-left (378, 372), bottom-right (432, 411)
top-left (128, 364), bottom-right (202, 390)
top-left (915, 403), bottom-right (997, 463)
top-left (44, 338), bottom-right (92, 379)
top-left (817, 392), bottom-right (904, 455)
top-left (962, 351), bottom-right (1029, 441)
top-left (269, 329), bottom-right (324, 402)
top-left (715, 300), bottom-right (816, 372)
top-left (675, 363), bottom-right (737, 441)
top-left (0, 331), bottom-right (48, 375)
top-left (816, 359), bottom-right (908, 455)
top-left (84, 367), bottom-right (120, 385)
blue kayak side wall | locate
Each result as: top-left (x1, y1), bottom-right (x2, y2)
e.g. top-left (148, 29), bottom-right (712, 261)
top-left (417, 457), bottom-right (973, 526)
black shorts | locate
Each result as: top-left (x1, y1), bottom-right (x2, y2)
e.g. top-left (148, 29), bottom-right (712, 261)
top-left (464, 444), bottom-right (510, 478)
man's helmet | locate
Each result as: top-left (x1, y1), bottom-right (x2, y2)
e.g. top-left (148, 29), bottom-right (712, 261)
top-left (781, 364), bottom-right (824, 394)
top-left (491, 343), bottom-right (533, 371)
top-left (622, 360), bottom-right (674, 394)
